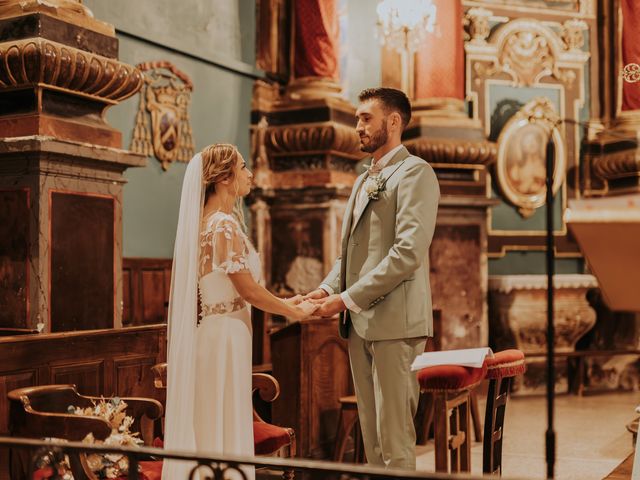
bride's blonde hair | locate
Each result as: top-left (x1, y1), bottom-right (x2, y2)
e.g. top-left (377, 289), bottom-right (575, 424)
top-left (201, 143), bottom-right (246, 229)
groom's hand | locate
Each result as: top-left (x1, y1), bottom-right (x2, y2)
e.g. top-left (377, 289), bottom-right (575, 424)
top-left (312, 294), bottom-right (346, 317)
top-left (303, 288), bottom-right (328, 300)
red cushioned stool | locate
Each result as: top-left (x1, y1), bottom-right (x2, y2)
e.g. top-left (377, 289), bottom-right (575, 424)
top-left (418, 364), bottom-right (487, 473)
top-left (483, 349), bottom-right (526, 475)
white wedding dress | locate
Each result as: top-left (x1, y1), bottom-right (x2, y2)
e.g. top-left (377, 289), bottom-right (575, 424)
top-left (193, 211), bottom-right (260, 479)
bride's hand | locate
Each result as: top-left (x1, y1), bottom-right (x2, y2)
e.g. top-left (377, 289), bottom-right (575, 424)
top-left (283, 294), bottom-right (304, 306)
top-left (292, 300), bottom-right (320, 321)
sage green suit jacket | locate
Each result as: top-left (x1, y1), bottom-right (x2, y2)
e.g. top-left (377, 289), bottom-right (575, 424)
top-left (322, 146), bottom-right (440, 341)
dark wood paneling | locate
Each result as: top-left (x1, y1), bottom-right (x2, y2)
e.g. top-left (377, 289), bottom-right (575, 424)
top-left (0, 325), bottom-right (166, 479)
top-left (122, 269), bottom-right (132, 324)
top-left (141, 270), bottom-right (167, 322)
top-left (50, 192), bottom-right (114, 331)
top-left (122, 258), bottom-right (172, 326)
top-left (114, 355), bottom-right (158, 399)
top-left (271, 317), bottom-right (351, 458)
top-left (0, 370), bottom-right (37, 434)
top-left (0, 370), bottom-right (37, 480)
top-left (51, 361), bottom-right (104, 397)
top-left (0, 189), bottom-right (29, 329)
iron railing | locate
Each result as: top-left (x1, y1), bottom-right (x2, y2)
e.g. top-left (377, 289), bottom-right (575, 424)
top-left (0, 436), bottom-right (522, 480)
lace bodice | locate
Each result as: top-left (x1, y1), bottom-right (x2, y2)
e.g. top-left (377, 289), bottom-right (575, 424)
top-left (198, 212), bottom-right (262, 323)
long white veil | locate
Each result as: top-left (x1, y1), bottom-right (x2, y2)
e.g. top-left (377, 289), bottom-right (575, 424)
top-left (162, 153), bottom-right (203, 479)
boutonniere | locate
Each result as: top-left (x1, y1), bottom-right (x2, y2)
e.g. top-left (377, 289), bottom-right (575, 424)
top-left (364, 174), bottom-right (386, 200)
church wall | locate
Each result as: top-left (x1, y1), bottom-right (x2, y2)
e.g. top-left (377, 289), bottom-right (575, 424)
top-left (83, 0), bottom-right (257, 258)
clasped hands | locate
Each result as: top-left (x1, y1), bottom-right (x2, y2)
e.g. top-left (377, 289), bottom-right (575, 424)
top-left (285, 289), bottom-right (346, 319)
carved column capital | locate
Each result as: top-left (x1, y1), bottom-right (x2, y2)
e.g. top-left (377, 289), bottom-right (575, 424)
top-left (464, 7), bottom-right (492, 44)
top-left (0, 38), bottom-right (143, 102)
top-left (405, 137), bottom-right (496, 166)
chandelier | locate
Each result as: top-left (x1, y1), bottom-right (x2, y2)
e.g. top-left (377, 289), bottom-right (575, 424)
top-left (376, 0), bottom-right (437, 54)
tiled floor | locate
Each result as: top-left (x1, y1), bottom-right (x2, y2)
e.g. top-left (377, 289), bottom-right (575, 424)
top-left (415, 391), bottom-right (639, 479)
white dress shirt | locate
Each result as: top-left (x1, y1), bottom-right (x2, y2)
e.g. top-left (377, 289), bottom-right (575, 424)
top-left (321, 144), bottom-right (405, 313)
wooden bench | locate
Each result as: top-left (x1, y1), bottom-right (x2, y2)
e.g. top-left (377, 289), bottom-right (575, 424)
top-left (8, 384), bottom-right (163, 480)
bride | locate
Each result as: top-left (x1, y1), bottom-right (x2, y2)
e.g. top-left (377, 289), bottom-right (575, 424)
top-left (162, 144), bottom-right (318, 479)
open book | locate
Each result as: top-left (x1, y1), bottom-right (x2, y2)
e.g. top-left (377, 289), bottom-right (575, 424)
top-left (411, 347), bottom-right (494, 371)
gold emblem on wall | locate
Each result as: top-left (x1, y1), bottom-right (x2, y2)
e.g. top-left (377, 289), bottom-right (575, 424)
top-left (130, 61), bottom-right (195, 170)
top-left (495, 98), bottom-right (566, 218)
top-left (622, 63), bottom-right (640, 83)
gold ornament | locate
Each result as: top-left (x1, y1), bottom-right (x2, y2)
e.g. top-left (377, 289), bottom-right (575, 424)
top-left (130, 61), bottom-right (195, 170)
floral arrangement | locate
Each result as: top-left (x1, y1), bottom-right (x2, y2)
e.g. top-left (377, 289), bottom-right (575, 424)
top-left (68, 397), bottom-right (143, 479)
top-left (364, 175), bottom-right (387, 200)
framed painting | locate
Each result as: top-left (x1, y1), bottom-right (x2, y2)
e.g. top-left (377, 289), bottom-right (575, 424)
top-left (495, 98), bottom-right (567, 218)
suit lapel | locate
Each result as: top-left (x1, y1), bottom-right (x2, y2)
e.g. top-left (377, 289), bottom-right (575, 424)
top-left (350, 146), bottom-right (411, 234)
top-left (341, 172), bottom-right (368, 254)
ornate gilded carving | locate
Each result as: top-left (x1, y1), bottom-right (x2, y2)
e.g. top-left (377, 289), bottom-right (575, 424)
top-left (561, 19), bottom-right (588, 51)
top-left (404, 138), bottom-right (496, 165)
top-left (623, 63), bottom-right (640, 83)
top-left (592, 149), bottom-right (640, 181)
top-left (495, 97), bottom-right (566, 218)
top-left (469, 19), bottom-right (588, 88)
top-left (0, 38), bottom-right (142, 101)
top-left (266, 123), bottom-right (360, 158)
top-left (502, 31), bottom-right (556, 86)
top-left (130, 61), bottom-right (195, 170)
top-left (464, 7), bottom-right (492, 44)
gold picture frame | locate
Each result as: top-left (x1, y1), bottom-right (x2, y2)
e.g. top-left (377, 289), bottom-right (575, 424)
top-left (495, 98), bottom-right (567, 218)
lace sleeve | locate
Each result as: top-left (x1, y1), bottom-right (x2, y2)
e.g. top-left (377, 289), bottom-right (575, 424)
top-left (200, 216), bottom-right (250, 276)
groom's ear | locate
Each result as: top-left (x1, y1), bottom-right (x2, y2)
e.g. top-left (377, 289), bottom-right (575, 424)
top-left (389, 111), bottom-right (402, 131)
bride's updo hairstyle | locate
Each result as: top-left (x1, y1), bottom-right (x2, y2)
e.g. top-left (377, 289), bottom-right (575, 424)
top-left (200, 143), bottom-right (247, 229)
top-left (201, 143), bottom-right (239, 197)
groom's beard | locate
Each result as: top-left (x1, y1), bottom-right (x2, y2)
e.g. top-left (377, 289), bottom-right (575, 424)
top-left (360, 119), bottom-right (388, 153)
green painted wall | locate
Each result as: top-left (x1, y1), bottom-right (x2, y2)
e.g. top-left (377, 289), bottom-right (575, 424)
top-left (83, 0), bottom-right (257, 258)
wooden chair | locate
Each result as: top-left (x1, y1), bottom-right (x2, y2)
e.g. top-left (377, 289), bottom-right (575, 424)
top-left (483, 349), bottom-right (526, 475)
top-left (333, 395), bottom-right (365, 463)
top-left (8, 384), bottom-right (163, 480)
top-left (152, 363), bottom-right (296, 478)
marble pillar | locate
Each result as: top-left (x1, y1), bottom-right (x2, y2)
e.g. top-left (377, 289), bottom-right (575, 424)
top-left (249, 0), bottom-right (359, 297)
top-left (399, 0), bottom-right (497, 349)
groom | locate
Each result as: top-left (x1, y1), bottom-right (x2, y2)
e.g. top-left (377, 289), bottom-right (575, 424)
top-left (307, 87), bottom-right (439, 469)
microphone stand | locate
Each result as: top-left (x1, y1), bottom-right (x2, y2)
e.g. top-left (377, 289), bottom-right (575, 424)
top-left (544, 130), bottom-right (555, 480)
top-left (533, 117), bottom-right (637, 479)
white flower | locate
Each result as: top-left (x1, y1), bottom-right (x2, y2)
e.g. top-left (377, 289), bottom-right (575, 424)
top-left (365, 182), bottom-right (377, 195)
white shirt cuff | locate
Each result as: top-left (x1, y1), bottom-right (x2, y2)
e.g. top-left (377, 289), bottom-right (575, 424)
top-left (319, 284), bottom-right (334, 296)
top-left (341, 291), bottom-right (362, 314)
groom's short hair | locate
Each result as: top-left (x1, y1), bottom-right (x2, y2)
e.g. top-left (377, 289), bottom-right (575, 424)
top-left (358, 87), bottom-right (412, 128)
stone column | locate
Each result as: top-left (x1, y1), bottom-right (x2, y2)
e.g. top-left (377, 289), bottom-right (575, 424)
top-left (0, 1), bottom-right (145, 332)
top-left (401, 1), bottom-right (497, 349)
top-left (249, 0), bottom-right (359, 297)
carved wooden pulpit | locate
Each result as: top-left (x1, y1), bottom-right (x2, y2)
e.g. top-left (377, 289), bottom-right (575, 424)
top-left (270, 316), bottom-right (351, 459)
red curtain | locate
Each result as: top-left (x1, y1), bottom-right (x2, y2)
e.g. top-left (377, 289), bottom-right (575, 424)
top-left (622, 0), bottom-right (640, 111)
top-left (294, 0), bottom-right (340, 80)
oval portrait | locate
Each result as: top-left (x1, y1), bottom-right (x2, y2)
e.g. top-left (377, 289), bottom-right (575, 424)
top-left (496, 110), bottom-right (566, 217)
